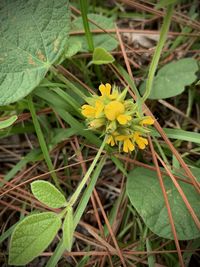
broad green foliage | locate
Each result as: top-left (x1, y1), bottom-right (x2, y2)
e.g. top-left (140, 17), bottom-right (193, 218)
top-left (71, 13), bottom-right (118, 52)
top-left (63, 207), bottom-right (74, 251)
top-left (57, 39), bottom-right (82, 64)
top-left (0, 0), bottom-right (70, 105)
top-left (191, 167), bottom-right (200, 182)
top-left (65, 39), bottom-right (82, 58)
top-left (9, 212), bottom-right (62, 265)
top-left (0, 115), bottom-right (17, 129)
top-left (140, 58), bottom-right (198, 99)
top-left (127, 167), bottom-right (200, 240)
top-left (92, 47), bottom-right (115, 65)
top-left (31, 180), bottom-right (67, 208)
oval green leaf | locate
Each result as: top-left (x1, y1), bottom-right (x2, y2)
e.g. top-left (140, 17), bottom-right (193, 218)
top-left (0, 0), bottom-right (70, 105)
top-left (9, 212), bottom-right (62, 265)
top-left (140, 58), bottom-right (198, 99)
top-left (127, 167), bottom-right (200, 240)
top-left (31, 180), bottom-right (67, 208)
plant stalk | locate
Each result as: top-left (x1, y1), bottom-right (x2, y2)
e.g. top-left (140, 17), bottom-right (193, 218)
top-left (142, 5), bottom-right (174, 101)
top-left (79, 0), bottom-right (94, 52)
top-left (69, 136), bottom-right (107, 206)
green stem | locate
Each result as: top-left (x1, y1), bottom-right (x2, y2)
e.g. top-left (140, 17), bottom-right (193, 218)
top-left (79, 0), bottom-right (94, 52)
top-left (69, 136), bottom-right (107, 206)
top-left (45, 155), bottom-right (106, 267)
top-left (27, 95), bottom-right (60, 189)
top-left (142, 5), bottom-right (174, 102)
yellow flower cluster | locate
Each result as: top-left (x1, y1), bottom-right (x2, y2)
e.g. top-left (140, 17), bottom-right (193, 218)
top-left (81, 83), bottom-right (154, 153)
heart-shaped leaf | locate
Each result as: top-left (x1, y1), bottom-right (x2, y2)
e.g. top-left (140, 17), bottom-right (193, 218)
top-left (127, 167), bottom-right (200, 240)
top-left (0, 0), bottom-right (70, 105)
top-left (31, 180), bottom-right (67, 208)
top-left (9, 212), bottom-right (62, 265)
top-left (140, 58), bottom-right (198, 99)
top-left (92, 47), bottom-right (115, 65)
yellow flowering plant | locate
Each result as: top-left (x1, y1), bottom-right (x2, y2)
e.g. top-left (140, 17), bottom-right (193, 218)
top-left (81, 83), bottom-right (154, 153)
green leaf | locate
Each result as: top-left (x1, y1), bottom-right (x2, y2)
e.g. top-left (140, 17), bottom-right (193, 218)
top-left (92, 47), bottom-right (115, 65)
top-left (0, 115), bottom-right (17, 129)
top-left (31, 180), bottom-right (67, 208)
top-left (71, 13), bottom-right (118, 52)
top-left (0, 0), bottom-right (70, 105)
top-left (56, 38), bottom-right (82, 64)
top-left (196, 80), bottom-right (200, 85)
top-left (146, 238), bottom-right (156, 267)
top-left (63, 207), bottom-right (74, 251)
top-left (190, 167), bottom-right (200, 182)
top-left (9, 212), bottom-right (62, 265)
top-left (156, 0), bottom-right (178, 8)
top-left (152, 128), bottom-right (200, 145)
top-left (127, 167), bottom-right (200, 240)
top-left (140, 58), bottom-right (198, 99)
top-left (65, 39), bottom-right (82, 58)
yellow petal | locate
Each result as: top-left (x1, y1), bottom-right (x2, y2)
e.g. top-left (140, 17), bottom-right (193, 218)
top-left (81, 105), bottom-right (96, 118)
top-left (136, 137), bottom-right (148, 149)
top-left (141, 137), bottom-right (148, 145)
top-left (95, 100), bottom-right (104, 118)
top-left (134, 131), bottom-right (141, 139)
top-left (115, 135), bottom-right (125, 141)
top-left (104, 101), bottom-right (125, 121)
top-left (105, 83), bottom-right (111, 94)
top-left (123, 141), bottom-right (129, 153)
top-left (107, 135), bottom-right (115, 146)
top-left (140, 117), bottom-right (154, 125)
top-left (123, 139), bottom-right (134, 153)
top-left (99, 83), bottom-right (111, 97)
top-left (136, 140), bottom-right (145, 149)
top-left (133, 132), bottom-right (148, 149)
top-left (117, 114), bottom-right (132, 125)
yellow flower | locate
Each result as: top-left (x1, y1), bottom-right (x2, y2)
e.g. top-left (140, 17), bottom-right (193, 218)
top-left (140, 117), bottom-right (154, 125)
top-left (104, 101), bottom-right (131, 125)
top-left (99, 83), bottom-right (111, 97)
top-left (107, 135), bottom-right (115, 146)
top-left (99, 83), bottom-right (118, 99)
top-left (117, 114), bottom-right (132, 125)
top-left (81, 105), bottom-right (96, 118)
top-left (81, 100), bottom-right (104, 119)
top-left (134, 132), bottom-right (148, 149)
top-left (94, 100), bottom-right (104, 118)
top-left (81, 82), bottom-right (154, 153)
top-left (105, 101), bottom-right (124, 120)
top-left (115, 135), bottom-right (135, 153)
